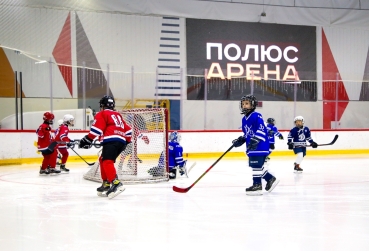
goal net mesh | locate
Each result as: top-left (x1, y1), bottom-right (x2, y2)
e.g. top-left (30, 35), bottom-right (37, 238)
top-left (83, 108), bottom-right (169, 184)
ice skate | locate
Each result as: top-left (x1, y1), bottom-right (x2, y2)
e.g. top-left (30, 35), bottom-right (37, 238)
top-left (245, 183), bottom-right (262, 196)
top-left (60, 164), bottom-right (69, 173)
top-left (97, 181), bottom-right (110, 197)
top-left (48, 167), bottom-right (61, 174)
top-left (265, 177), bottom-right (279, 193)
top-left (294, 163), bottom-right (303, 173)
top-left (168, 169), bottom-right (176, 179)
top-left (39, 167), bottom-right (50, 175)
top-left (106, 179), bottom-right (125, 199)
top-left (178, 167), bottom-right (188, 177)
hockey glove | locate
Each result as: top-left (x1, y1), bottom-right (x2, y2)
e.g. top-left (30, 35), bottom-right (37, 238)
top-left (79, 135), bottom-right (93, 149)
top-left (278, 135), bottom-right (284, 140)
top-left (66, 141), bottom-right (74, 148)
top-left (232, 136), bottom-right (246, 148)
top-left (268, 130), bottom-right (274, 137)
top-left (269, 143), bottom-right (275, 150)
top-left (287, 141), bottom-right (294, 150)
top-left (310, 141), bottom-right (318, 148)
top-left (247, 137), bottom-right (260, 151)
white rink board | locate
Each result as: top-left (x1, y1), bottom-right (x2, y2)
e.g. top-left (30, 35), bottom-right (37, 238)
top-left (0, 130), bottom-right (368, 160)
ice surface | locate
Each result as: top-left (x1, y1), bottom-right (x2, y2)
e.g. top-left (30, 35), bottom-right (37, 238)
top-left (0, 155), bottom-right (368, 251)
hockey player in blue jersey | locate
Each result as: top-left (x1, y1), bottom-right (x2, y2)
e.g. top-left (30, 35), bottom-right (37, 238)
top-left (232, 94), bottom-right (279, 195)
top-left (287, 116), bottom-right (318, 173)
top-left (266, 118), bottom-right (284, 162)
top-left (148, 131), bottom-right (187, 179)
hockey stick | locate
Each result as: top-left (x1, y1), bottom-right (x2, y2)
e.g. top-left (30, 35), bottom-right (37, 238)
top-left (173, 145), bottom-right (234, 193)
top-left (56, 141), bottom-right (102, 148)
top-left (187, 162), bottom-right (197, 174)
top-left (47, 141), bottom-right (58, 151)
top-left (69, 147), bottom-right (95, 166)
top-left (306, 134), bottom-right (339, 147)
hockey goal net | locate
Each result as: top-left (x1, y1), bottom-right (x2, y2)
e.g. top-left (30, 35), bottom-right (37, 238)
top-left (83, 108), bottom-right (169, 184)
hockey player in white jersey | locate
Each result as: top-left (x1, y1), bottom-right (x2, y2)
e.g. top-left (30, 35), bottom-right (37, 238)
top-left (232, 94), bottom-right (279, 195)
top-left (287, 116), bottom-right (318, 173)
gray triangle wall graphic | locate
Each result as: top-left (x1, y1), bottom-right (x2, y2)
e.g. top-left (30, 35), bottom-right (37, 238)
top-left (75, 13), bottom-right (112, 110)
top-left (360, 46), bottom-right (369, 101)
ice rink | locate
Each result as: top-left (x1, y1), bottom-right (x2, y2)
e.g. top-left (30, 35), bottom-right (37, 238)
top-left (1, 155), bottom-right (369, 251)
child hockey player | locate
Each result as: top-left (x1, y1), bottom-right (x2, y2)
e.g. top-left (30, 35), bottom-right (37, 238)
top-left (232, 94), bottom-right (279, 195)
top-left (148, 131), bottom-right (187, 179)
top-left (36, 112), bottom-right (60, 175)
top-left (266, 118), bottom-right (284, 162)
top-left (54, 114), bottom-right (75, 172)
top-left (55, 119), bottom-right (64, 166)
top-left (79, 95), bottom-right (132, 199)
top-left (287, 116), bottom-right (318, 173)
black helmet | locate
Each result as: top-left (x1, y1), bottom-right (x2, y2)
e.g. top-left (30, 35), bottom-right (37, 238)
top-left (267, 118), bottom-right (275, 124)
top-left (240, 94), bottom-right (258, 115)
top-left (99, 95), bottom-right (115, 109)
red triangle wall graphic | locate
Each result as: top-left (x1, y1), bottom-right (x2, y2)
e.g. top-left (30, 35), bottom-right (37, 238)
top-left (0, 48), bottom-right (25, 97)
top-left (53, 12), bottom-right (73, 96)
top-left (322, 29), bottom-right (349, 129)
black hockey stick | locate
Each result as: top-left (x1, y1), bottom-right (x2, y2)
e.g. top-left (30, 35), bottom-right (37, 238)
top-left (56, 141), bottom-right (102, 148)
top-left (47, 141), bottom-right (58, 152)
top-left (69, 147), bottom-right (95, 166)
top-left (173, 145), bottom-right (234, 193)
top-left (306, 134), bottom-right (339, 147)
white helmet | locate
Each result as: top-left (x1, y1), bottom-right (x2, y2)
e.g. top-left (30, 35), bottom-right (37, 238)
top-left (63, 114), bottom-right (75, 126)
top-left (58, 119), bottom-right (64, 126)
top-left (294, 116), bottom-right (304, 124)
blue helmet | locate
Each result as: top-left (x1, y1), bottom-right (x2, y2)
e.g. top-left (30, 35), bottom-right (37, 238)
top-left (267, 118), bottom-right (275, 124)
top-left (169, 131), bottom-right (181, 143)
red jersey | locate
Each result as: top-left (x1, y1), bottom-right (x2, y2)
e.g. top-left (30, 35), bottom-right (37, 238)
top-left (36, 123), bottom-right (54, 151)
top-left (87, 109), bottom-right (132, 144)
top-left (54, 124), bottom-right (71, 149)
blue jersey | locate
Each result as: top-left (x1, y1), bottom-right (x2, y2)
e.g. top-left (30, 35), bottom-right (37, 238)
top-left (158, 141), bottom-right (185, 170)
top-left (287, 126), bottom-right (313, 148)
top-left (168, 141), bottom-right (184, 168)
top-left (241, 111), bottom-right (270, 156)
top-left (266, 123), bottom-right (282, 144)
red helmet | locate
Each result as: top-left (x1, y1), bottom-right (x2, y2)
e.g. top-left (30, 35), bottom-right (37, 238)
top-left (43, 112), bottom-right (55, 124)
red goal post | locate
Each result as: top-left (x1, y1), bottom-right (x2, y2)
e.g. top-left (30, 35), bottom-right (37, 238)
top-left (83, 108), bottom-right (169, 184)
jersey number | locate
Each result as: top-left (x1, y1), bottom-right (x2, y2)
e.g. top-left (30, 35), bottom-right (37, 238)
top-left (111, 115), bottom-right (125, 128)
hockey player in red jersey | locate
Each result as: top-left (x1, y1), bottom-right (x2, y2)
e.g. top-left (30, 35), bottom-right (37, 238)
top-left (36, 112), bottom-right (60, 175)
top-left (79, 95), bottom-right (132, 199)
top-left (54, 114), bottom-right (75, 172)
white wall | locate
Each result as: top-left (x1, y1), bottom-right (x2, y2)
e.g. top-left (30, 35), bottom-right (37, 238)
top-left (1, 3), bottom-right (369, 130)
top-left (0, 98), bottom-right (78, 126)
top-left (183, 100), bottom-right (324, 130)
